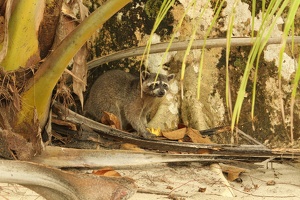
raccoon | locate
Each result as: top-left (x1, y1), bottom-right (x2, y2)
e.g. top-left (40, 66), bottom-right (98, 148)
top-left (84, 70), bottom-right (175, 139)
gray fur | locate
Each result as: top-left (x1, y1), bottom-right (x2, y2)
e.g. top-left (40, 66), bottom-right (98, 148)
top-left (84, 70), bottom-right (174, 139)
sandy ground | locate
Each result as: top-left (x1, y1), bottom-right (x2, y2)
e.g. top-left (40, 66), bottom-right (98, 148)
top-left (0, 161), bottom-right (299, 200)
top-left (125, 161), bottom-right (300, 200)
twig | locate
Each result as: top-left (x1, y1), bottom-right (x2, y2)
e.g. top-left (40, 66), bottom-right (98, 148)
top-left (236, 128), bottom-right (265, 146)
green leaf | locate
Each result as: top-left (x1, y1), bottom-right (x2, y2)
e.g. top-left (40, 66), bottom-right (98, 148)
top-left (1, 0), bottom-right (45, 71)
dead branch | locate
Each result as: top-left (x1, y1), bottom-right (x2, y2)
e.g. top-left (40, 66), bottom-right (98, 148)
top-left (53, 103), bottom-right (299, 162)
top-left (0, 160), bottom-right (136, 200)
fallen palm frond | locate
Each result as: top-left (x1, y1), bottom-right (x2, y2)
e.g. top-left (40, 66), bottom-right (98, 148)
top-left (231, 0), bottom-right (290, 132)
top-left (87, 36), bottom-right (300, 69)
top-left (0, 160), bottom-right (136, 200)
top-left (225, 0), bottom-right (238, 119)
top-left (51, 102), bottom-right (299, 165)
top-left (31, 146), bottom-right (262, 168)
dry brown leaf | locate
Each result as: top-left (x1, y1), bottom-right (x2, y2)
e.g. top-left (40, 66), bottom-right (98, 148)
top-left (50, 3), bottom-right (79, 107)
top-left (77, 0), bottom-right (89, 20)
top-left (58, 1), bottom-right (89, 110)
top-left (62, 0), bottom-right (89, 21)
top-left (266, 180), bottom-right (276, 186)
top-left (54, 3), bottom-right (78, 45)
top-left (186, 128), bottom-right (213, 144)
top-left (219, 163), bottom-right (248, 181)
top-left (39, 0), bottom-right (63, 59)
top-left (56, 1), bottom-right (88, 109)
top-left (53, 73), bottom-right (75, 107)
top-left (100, 111), bottom-right (121, 130)
top-left (92, 167), bottom-right (121, 177)
top-left (61, 2), bottom-right (77, 19)
top-left (162, 128), bottom-right (187, 140)
top-left (198, 187), bottom-right (206, 193)
top-left (72, 45), bottom-right (87, 109)
top-left (120, 143), bottom-right (145, 152)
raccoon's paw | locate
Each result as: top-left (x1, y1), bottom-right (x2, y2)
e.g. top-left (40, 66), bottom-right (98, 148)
top-left (140, 131), bottom-right (156, 139)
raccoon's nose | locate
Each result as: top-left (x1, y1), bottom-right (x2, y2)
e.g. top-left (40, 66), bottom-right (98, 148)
top-left (158, 90), bottom-right (165, 96)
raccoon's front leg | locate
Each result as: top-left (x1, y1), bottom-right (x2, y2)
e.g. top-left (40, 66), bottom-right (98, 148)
top-left (124, 108), bottom-right (154, 139)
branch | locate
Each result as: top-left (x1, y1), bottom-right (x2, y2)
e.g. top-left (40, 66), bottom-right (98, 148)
top-left (87, 36), bottom-right (300, 69)
top-left (0, 160), bottom-right (136, 200)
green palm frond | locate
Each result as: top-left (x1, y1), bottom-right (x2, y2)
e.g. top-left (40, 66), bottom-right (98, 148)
top-left (140, 0), bottom-right (175, 72)
top-left (231, 0), bottom-right (290, 130)
top-left (198, 0), bottom-right (225, 100)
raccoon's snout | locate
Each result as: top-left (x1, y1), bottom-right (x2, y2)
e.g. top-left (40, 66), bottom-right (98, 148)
top-left (149, 88), bottom-right (166, 97)
top-left (152, 88), bottom-right (166, 97)
top-left (158, 90), bottom-right (165, 97)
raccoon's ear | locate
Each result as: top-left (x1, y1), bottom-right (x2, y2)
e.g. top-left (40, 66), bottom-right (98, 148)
top-left (141, 71), bottom-right (150, 80)
top-left (167, 74), bottom-right (175, 81)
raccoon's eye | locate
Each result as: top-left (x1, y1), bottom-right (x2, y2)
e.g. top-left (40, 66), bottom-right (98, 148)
top-left (162, 83), bottom-right (168, 88)
top-left (149, 83), bottom-right (158, 88)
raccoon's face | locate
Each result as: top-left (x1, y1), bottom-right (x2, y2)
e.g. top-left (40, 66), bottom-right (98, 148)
top-left (141, 71), bottom-right (175, 97)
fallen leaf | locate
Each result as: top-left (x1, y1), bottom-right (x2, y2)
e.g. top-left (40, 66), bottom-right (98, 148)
top-left (198, 187), bottom-right (206, 192)
top-left (147, 127), bottom-right (162, 136)
top-left (186, 128), bottom-right (213, 144)
top-left (219, 163), bottom-right (248, 181)
top-left (162, 128), bottom-right (187, 140)
top-left (266, 180), bottom-right (276, 186)
top-left (177, 123), bottom-right (187, 129)
top-left (100, 111), bottom-right (121, 130)
top-left (93, 167), bottom-right (121, 177)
